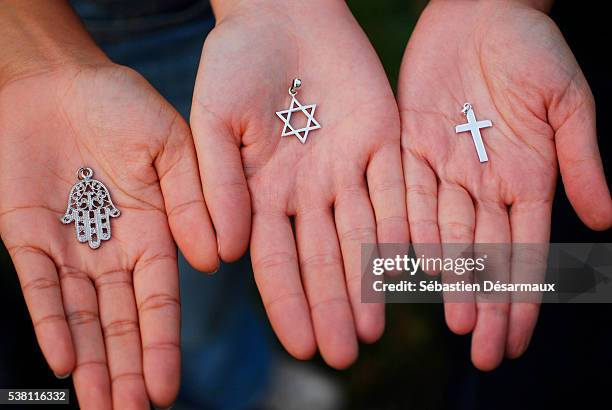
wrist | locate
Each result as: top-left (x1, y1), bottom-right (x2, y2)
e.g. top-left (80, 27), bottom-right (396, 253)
top-left (211, 0), bottom-right (346, 22)
top-left (428, 0), bottom-right (553, 14)
top-left (0, 0), bottom-right (109, 87)
top-left (511, 0), bottom-right (554, 13)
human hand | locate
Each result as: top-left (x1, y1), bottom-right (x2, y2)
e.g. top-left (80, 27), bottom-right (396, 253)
top-left (398, 0), bottom-right (612, 370)
top-left (0, 62), bottom-right (217, 408)
top-left (192, 0), bottom-right (409, 368)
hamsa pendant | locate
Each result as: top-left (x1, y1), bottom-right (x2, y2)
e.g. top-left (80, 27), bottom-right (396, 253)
top-left (61, 167), bottom-right (120, 249)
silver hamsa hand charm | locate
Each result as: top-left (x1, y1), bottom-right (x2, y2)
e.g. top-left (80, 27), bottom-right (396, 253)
top-left (61, 167), bottom-right (120, 249)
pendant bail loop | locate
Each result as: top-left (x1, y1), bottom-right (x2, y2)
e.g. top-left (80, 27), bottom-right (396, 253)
top-left (77, 167), bottom-right (93, 180)
top-left (289, 78), bottom-right (302, 96)
top-left (461, 102), bottom-right (472, 115)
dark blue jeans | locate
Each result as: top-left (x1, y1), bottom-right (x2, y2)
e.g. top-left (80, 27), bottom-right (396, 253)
top-left (71, 2), bottom-right (272, 409)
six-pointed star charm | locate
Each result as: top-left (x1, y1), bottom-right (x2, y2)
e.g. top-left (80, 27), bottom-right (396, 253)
top-left (276, 80), bottom-right (321, 144)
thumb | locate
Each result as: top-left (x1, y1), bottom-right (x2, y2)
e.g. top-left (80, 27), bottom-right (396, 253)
top-left (551, 70), bottom-right (612, 231)
top-left (155, 115), bottom-right (219, 272)
top-left (190, 107), bottom-right (251, 262)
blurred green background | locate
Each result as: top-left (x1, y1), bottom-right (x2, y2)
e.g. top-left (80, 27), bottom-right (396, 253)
top-left (349, 0), bottom-right (427, 89)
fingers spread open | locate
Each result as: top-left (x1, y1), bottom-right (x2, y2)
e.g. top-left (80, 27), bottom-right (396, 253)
top-left (11, 246), bottom-right (74, 377)
top-left (296, 207), bottom-right (358, 369)
top-left (133, 251), bottom-right (181, 409)
top-left (156, 117), bottom-right (218, 272)
top-left (438, 183), bottom-right (476, 335)
top-left (367, 143), bottom-right (410, 244)
top-left (251, 209), bottom-right (316, 360)
top-left (60, 266), bottom-right (111, 409)
top-left (506, 201), bottom-right (551, 359)
top-left (552, 76), bottom-right (612, 230)
top-left (191, 110), bottom-right (251, 262)
top-left (471, 201), bottom-right (511, 371)
top-left (96, 268), bottom-right (148, 409)
top-left (335, 182), bottom-right (385, 343)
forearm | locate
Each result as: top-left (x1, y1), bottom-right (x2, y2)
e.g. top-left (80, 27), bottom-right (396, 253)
top-left (428, 0), bottom-right (554, 13)
top-left (514, 0), bottom-right (554, 13)
top-left (210, 0), bottom-right (345, 21)
top-left (209, 0), bottom-right (238, 19)
top-left (0, 0), bottom-right (108, 87)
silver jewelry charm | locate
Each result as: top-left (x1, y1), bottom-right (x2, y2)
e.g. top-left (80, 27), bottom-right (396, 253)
top-left (61, 167), bottom-right (120, 249)
top-left (455, 103), bottom-right (493, 163)
top-left (276, 78), bottom-right (321, 144)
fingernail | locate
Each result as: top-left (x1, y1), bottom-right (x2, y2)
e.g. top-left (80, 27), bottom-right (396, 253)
top-left (54, 372), bottom-right (71, 380)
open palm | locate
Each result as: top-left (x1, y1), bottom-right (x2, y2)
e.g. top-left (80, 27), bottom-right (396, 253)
top-left (192, 0), bottom-right (409, 368)
top-left (0, 65), bottom-right (217, 408)
top-left (399, 0), bottom-right (611, 371)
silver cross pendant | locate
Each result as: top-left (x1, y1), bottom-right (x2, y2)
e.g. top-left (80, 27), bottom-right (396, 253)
top-left (455, 103), bottom-right (493, 163)
top-left (276, 78), bottom-right (321, 144)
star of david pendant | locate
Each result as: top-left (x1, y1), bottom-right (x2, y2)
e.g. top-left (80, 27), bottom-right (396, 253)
top-left (60, 167), bottom-right (121, 249)
top-left (276, 78), bottom-right (321, 144)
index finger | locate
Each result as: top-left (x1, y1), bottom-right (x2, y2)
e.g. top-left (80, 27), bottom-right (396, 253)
top-left (133, 246), bottom-right (181, 409)
top-left (506, 200), bottom-right (551, 358)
